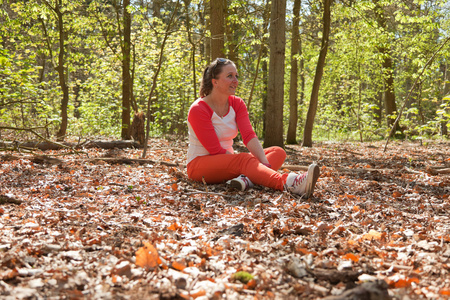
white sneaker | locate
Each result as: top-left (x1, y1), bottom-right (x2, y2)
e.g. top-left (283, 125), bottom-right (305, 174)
top-left (285, 164), bottom-right (320, 197)
top-left (227, 175), bottom-right (254, 191)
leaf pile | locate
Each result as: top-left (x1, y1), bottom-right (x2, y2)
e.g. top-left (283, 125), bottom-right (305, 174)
top-left (1, 139), bottom-right (449, 299)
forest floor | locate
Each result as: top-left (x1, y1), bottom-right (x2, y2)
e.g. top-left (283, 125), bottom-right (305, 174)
top-left (1, 138), bottom-right (450, 300)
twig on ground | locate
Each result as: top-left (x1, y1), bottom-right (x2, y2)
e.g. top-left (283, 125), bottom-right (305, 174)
top-left (0, 194), bottom-right (22, 205)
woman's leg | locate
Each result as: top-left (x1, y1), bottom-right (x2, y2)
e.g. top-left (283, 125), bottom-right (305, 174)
top-left (264, 146), bottom-right (286, 170)
top-left (187, 154), bottom-right (242, 184)
top-left (187, 146), bottom-right (288, 191)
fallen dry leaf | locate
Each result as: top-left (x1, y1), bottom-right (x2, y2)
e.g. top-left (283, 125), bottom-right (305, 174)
top-left (135, 242), bottom-right (161, 270)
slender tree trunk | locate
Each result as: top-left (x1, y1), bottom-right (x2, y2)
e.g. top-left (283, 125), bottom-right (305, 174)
top-left (54, 1), bottom-right (69, 142)
top-left (299, 36), bottom-right (305, 125)
top-left (121, 0), bottom-right (132, 139)
top-left (441, 63), bottom-right (449, 136)
top-left (247, 0), bottom-right (270, 112)
top-left (261, 50), bottom-right (268, 138)
top-left (210, 0), bottom-right (225, 59)
top-left (261, 0), bottom-right (270, 139)
top-left (183, 0), bottom-right (197, 98)
top-left (286, 0), bottom-right (301, 145)
top-left (203, 0), bottom-right (211, 63)
top-left (302, 0), bottom-right (331, 147)
top-left (264, 0), bottom-right (286, 148)
top-left (225, 4), bottom-right (238, 64)
top-left (142, 0), bottom-right (180, 158)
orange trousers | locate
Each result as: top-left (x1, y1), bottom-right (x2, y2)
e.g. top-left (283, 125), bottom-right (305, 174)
top-left (187, 146), bottom-right (289, 191)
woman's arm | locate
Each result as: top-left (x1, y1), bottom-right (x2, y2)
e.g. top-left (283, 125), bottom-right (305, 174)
top-left (246, 137), bottom-right (270, 165)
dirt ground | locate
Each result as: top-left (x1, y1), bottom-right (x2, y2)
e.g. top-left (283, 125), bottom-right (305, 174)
top-left (1, 138), bottom-right (449, 299)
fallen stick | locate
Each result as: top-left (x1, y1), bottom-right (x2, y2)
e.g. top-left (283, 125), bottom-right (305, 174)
top-left (0, 194), bottom-right (22, 205)
top-left (426, 167), bottom-right (450, 175)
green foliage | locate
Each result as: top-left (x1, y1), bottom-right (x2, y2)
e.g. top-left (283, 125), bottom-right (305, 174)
top-left (1, 0), bottom-right (449, 143)
top-left (232, 271), bottom-right (254, 284)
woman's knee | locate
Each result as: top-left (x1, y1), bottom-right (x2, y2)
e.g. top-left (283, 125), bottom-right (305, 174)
top-left (267, 146), bottom-right (286, 159)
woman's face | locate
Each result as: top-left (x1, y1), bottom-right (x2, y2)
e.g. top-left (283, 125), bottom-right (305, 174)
top-left (213, 63), bottom-right (239, 95)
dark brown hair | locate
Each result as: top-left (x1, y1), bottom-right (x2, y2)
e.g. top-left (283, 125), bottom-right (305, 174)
top-left (199, 58), bottom-right (234, 97)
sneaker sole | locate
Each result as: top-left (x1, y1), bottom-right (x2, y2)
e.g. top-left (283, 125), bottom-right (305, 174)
top-left (304, 164), bottom-right (320, 198)
top-left (229, 179), bottom-right (245, 191)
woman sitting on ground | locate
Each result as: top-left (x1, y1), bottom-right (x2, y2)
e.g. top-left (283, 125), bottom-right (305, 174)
top-left (186, 58), bottom-right (319, 196)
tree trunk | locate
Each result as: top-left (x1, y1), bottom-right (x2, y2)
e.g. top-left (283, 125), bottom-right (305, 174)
top-left (54, 1), bottom-right (69, 142)
top-left (210, 0), bottom-right (225, 59)
top-left (202, 0), bottom-right (211, 63)
top-left (153, 0), bottom-right (162, 18)
top-left (261, 0), bottom-right (270, 139)
top-left (286, 0), bottom-right (301, 145)
top-left (373, 0), bottom-right (400, 133)
top-left (247, 0), bottom-right (270, 112)
top-left (183, 0), bottom-right (197, 98)
top-left (225, 4), bottom-right (238, 64)
top-left (441, 63), bottom-right (449, 136)
top-left (263, 0), bottom-right (286, 148)
top-left (302, 0), bottom-right (331, 147)
top-left (121, 0), bottom-right (132, 139)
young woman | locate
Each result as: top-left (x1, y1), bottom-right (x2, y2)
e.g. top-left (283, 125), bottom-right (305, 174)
top-left (186, 58), bottom-right (319, 197)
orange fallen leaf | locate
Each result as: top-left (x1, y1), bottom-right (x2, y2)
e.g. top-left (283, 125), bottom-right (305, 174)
top-left (152, 215), bottom-right (162, 222)
top-left (440, 289), bottom-right (450, 296)
top-left (362, 229), bottom-right (384, 241)
top-left (342, 253), bottom-right (360, 262)
top-left (388, 277), bottom-right (420, 289)
top-left (297, 203), bottom-right (310, 209)
top-left (245, 279), bottom-right (257, 290)
top-left (111, 275), bottom-right (119, 283)
top-left (168, 222), bottom-right (183, 231)
top-left (172, 261), bottom-right (186, 271)
top-left (171, 183), bottom-right (178, 191)
top-left (393, 191), bottom-right (402, 198)
top-left (180, 290), bottom-right (206, 299)
top-left (135, 242), bottom-right (161, 270)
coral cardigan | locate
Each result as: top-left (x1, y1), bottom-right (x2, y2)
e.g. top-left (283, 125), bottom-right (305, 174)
top-left (187, 95), bottom-right (257, 164)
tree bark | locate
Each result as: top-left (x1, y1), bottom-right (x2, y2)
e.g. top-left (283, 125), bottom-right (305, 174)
top-left (52, 1), bottom-right (69, 142)
top-left (183, 0), bottom-right (197, 98)
top-left (121, 0), bottom-right (132, 139)
top-left (302, 0), bottom-right (331, 147)
top-left (210, 0), bottom-right (225, 59)
top-left (142, 1), bottom-right (180, 158)
top-left (373, 0), bottom-right (399, 132)
top-left (286, 0), bottom-right (301, 145)
top-left (441, 63), bottom-right (449, 136)
top-left (263, 0), bottom-right (286, 148)
top-left (247, 0), bottom-right (270, 112)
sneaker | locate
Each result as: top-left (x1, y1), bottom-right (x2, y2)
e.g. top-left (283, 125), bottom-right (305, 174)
top-left (227, 175), bottom-right (254, 191)
top-left (285, 164), bottom-right (320, 197)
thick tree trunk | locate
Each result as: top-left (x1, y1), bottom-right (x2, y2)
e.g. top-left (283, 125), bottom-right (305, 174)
top-left (210, 0), bottom-right (225, 59)
top-left (382, 55), bottom-right (398, 128)
top-left (121, 0), bottom-right (132, 139)
top-left (263, 0), bottom-right (286, 148)
top-left (302, 0), bottom-right (331, 147)
top-left (286, 0), bottom-right (301, 145)
top-left (373, 0), bottom-right (400, 133)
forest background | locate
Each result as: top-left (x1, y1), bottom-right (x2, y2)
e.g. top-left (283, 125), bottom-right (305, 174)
top-left (1, 0), bottom-right (450, 147)
top-left (2, 1), bottom-right (450, 299)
